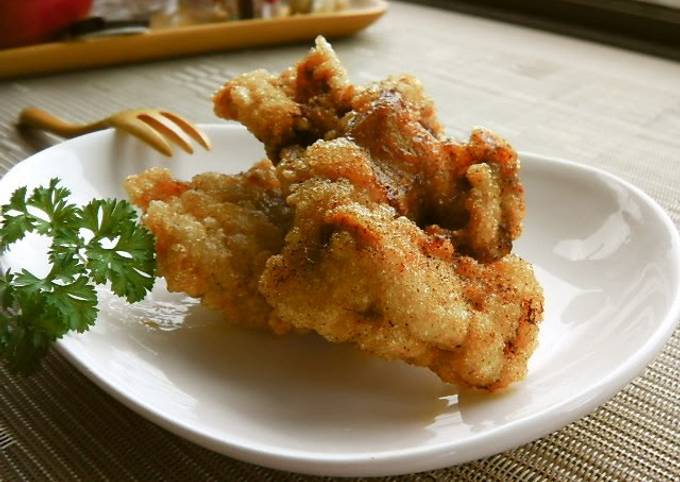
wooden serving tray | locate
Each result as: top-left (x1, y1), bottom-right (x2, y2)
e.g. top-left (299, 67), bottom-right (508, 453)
top-left (0, 0), bottom-right (386, 79)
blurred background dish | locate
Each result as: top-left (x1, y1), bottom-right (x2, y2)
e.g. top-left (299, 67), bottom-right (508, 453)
top-left (0, 0), bottom-right (93, 49)
top-left (0, 0), bottom-right (386, 79)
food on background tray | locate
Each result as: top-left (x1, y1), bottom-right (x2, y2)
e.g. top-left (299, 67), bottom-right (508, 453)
top-left (127, 36), bottom-right (544, 391)
top-left (0, 0), bottom-right (356, 50)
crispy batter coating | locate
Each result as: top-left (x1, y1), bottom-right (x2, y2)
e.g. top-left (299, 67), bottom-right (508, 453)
top-left (274, 130), bottom-right (523, 263)
top-left (125, 161), bottom-right (291, 329)
top-left (128, 35), bottom-right (546, 391)
top-left (214, 36), bottom-right (354, 161)
top-left (345, 89), bottom-right (525, 262)
top-left (259, 179), bottom-right (543, 390)
top-left (214, 36), bottom-right (524, 261)
top-left (350, 74), bottom-right (443, 136)
top-left (213, 69), bottom-right (301, 162)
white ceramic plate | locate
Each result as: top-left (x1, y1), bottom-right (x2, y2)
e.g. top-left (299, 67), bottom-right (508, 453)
top-left (1, 125), bottom-right (678, 477)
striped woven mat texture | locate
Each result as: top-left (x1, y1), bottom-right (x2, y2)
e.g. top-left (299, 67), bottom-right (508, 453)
top-left (0, 2), bottom-right (679, 480)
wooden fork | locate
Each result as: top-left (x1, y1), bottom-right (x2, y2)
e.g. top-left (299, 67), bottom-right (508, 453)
top-left (18, 107), bottom-right (211, 156)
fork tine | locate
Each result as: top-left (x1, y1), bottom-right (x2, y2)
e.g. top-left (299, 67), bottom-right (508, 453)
top-left (118, 119), bottom-right (173, 157)
top-left (138, 113), bottom-right (194, 154)
top-left (160, 111), bottom-right (212, 150)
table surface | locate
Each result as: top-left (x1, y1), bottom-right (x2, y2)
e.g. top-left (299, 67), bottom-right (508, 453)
top-left (1, 2), bottom-right (679, 480)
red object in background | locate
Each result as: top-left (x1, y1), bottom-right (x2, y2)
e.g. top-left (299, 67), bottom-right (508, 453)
top-left (0, 0), bottom-right (93, 49)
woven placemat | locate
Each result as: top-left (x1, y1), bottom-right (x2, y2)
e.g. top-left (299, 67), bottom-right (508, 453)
top-left (0, 2), bottom-right (679, 480)
top-left (0, 338), bottom-right (677, 481)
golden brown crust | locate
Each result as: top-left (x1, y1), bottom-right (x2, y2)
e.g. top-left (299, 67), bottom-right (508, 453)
top-left (124, 166), bottom-right (189, 210)
top-left (124, 162), bottom-right (291, 329)
top-left (213, 37), bottom-right (354, 160)
top-left (214, 38), bottom-right (524, 261)
top-left (351, 74), bottom-right (443, 137)
top-left (213, 69), bottom-right (301, 161)
top-left (179, 35), bottom-right (543, 391)
top-left (259, 179), bottom-right (543, 390)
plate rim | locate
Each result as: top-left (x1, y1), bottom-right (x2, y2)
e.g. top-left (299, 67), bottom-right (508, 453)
top-left (4, 124), bottom-right (679, 476)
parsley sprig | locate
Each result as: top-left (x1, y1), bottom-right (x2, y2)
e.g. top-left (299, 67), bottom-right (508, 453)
top-left (0, 179), bottom-right (156, 373)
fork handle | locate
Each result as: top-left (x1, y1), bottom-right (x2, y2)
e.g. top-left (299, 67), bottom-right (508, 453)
top-left (18, 107), bottom-right (105, 138)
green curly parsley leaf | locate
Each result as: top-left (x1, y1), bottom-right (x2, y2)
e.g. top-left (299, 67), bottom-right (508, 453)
top-left (0, 179), bottom-right (156, 374)
top-left (0, 187), bottom-right (35, 249)
top-left (80, 199), bottom-right (155, 303)
top-left (42, 277), bottom-right (98, 333)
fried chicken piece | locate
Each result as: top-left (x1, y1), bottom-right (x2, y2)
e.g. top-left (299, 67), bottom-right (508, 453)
top-left (214, 36), bottom-right (354, 161)
top-left (213, 37), bottom-right (439, 161)
top-left (198, 36), bottom-right (541, 390)
top-left (259, 179), bottom-right (543, 390)
top-left (214, 36), bottom-right (524, 261)
top-left (275, 129), bottom-right (523, 263)
top-left (345, 87), bottom-right (525, 261)
top-left (125, 161), bottom-right (291, 329)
